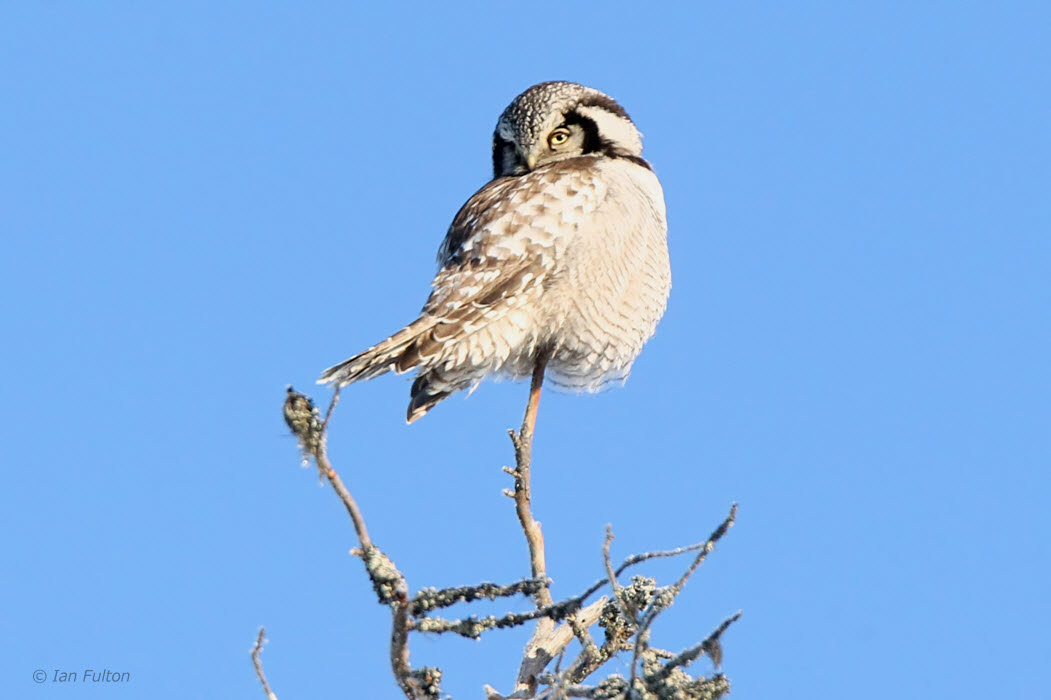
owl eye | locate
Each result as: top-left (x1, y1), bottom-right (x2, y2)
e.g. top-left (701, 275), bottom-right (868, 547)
top-left (548, 129), bottom-right (571, 148)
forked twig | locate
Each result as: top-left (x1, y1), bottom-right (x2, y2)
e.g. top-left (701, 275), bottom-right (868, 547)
top-left (282, 387), bottom-right (425, 699)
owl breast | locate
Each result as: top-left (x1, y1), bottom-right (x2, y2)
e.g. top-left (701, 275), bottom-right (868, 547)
top-left (538, 158), bottom-right (671, 390)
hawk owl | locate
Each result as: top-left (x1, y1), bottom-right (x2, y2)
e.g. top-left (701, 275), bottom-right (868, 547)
top-left (319, 81), bottom-right (671, 423)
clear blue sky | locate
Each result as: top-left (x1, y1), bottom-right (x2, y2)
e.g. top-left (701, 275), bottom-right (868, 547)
top-left (3, 3), bottom-right (1048, 698)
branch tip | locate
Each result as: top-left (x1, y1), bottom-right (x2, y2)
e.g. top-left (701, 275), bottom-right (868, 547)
top-left (251, 627), bottom-right (278, 700)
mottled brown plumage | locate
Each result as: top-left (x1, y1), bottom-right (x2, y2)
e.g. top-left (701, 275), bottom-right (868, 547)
top-left (319, 82), bottom-right (670, 422)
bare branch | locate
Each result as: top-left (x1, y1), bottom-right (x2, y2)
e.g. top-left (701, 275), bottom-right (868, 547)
top-left (565, 614), bottom-right (601, 677)
top-left (646, 611), bottom-right (743, 686)
top-left (251, 627), bottom-right (278, 700)
top-left (615, 541), bottom-right (712, 572)
top-left (509, 354), bottom-right (561, 695)
top-left (411, 578), bottom-right (548, 617)
top-left (670, 503), bottom-right (738, 595)
top-left (322, 385), bottom-right (341, 429)
top-left (570, 506), bottom-right (739, 610)
top-left (602, 526), bottom-right (629, 619)
top-left (283, 387), bottom-right (439, 699)
top-left (391, 601), bottom-right (444, 699)
top-left (414, 612), bottom-right (530, 639)
top-left (390, 602), bottom-right (412, 683)
top-left (413, 593), bottom-right (606, 640)
top-left (512, 598), bottom-right (607, 698)
top-left (283, 387), bottom-right (372, 549)
top-left (315, 445), bottom-right (372, 551)
top-left (622, 504), bottom-right (737, 693)
top-left (283, 384), bottom-right (738, 699)
top-left (508, 355), bottom-right (555, 609)
top-left (564, 598), bottom-right (635, 683)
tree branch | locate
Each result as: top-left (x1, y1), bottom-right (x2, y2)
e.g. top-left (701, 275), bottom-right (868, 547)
top-left (646, 611), bottom-right (743, 685)
top-left (284, 387), bottom-right (372, 549)
top-left (411, 578), bottom-right (548, 617)
top-left (251, 627), bottom-right (278, 700)
top-left (670, 503), bottom-right (737, 596)
top-left (508, 354), bottom-right (561, 695)
top-left (568, 506), bottom-right (740, 611)
top-left (280, 385), bottom-right (740, 700)
top-left (283, 387), bottom-right (435, 699)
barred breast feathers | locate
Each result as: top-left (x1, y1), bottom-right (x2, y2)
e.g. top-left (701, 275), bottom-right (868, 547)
top-left (542, 157), bottom-right (670, 391)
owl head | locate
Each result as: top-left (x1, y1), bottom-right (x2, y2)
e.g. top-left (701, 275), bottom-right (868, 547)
top-left (492, 81), bottom-right (645, 177)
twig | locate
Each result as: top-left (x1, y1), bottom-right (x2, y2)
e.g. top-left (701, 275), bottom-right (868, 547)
top-left (509, 353), bottom-right (564, 696)
top-left (669, 503), bottom-right (738, 595)
top-left (283, 387), bottom-right (431, 699)
top-left (322, 384), bottom-right (341, 429)
top-left (314, 442), bottom-right (373, 550)
top-left (284, 387), bottom-right (373, 551)
top-left (284, 382), bottom-right (739, 699)
top-left (602, 526), bottom-right (629, 618)
top-left (615, 541), bottom-right (714, 572)
top-left (626, 504), bottom-right (738, 693)
top-left (570, 510), bottom-right (739, 610)
top-left (411, 578), bottom-right (548, 617)
top-left (646, 611), bottom-right (743, 685)
top-left (412, 594), bottom-right (605, 641)
top-left (251, 627), bottom-right (278, 700)
top-left (414, 612), bottom-right (533, 639)
top-left (564, 598), bottom-right (635, 683)
top-left (413, 585), bottom-right (598, 641)
top-left (496, 504), bottom-right (740, 694)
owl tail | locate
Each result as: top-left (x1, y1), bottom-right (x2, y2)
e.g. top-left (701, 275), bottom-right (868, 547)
top-left (317, 316), bottom-right (439, 388)
top-left (405, 373), bottom-right (455, 424)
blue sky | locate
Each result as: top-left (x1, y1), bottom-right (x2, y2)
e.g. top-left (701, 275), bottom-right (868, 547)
top-left (2, 3), bottom-right (1048, 698)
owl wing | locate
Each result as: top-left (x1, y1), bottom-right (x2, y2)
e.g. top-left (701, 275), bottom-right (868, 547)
top-left (320, 161), bottom-right (608, 400)
top-left (436, 177), bottom-right (520, 266)
top-left (394, 175), bottom-right (563, 372)
top-left (420, 161), bottom-right (606, 337)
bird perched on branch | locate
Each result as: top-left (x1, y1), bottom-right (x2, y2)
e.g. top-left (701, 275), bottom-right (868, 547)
top-left (319, 81), bottom-right (671, 425)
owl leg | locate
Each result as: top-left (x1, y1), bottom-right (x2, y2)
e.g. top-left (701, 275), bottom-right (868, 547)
top-left (509, 349), bottom-right (555, 613)
top-left (521, 350), bottom-right (551, 441)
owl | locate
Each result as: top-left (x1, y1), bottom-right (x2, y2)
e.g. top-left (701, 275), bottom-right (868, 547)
top-left (319, 81), bottom-right (670, 423)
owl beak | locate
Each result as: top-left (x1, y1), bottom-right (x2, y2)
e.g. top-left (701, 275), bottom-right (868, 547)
top-left (516, 145), bottom-right (538, 171)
